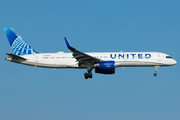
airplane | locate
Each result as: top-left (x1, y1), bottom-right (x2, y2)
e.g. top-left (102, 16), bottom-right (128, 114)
top-left (4, 28), bottom-right (177, 79)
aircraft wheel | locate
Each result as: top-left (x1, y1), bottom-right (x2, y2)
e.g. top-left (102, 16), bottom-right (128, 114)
top-left (84, 73), bottom-right (88, 79)
top-left (154, 73), bottom-right (157, 76)
top-left (88, 73), bottom-right (92, 78)
top-left (89, 75), bottom-right (92, 78)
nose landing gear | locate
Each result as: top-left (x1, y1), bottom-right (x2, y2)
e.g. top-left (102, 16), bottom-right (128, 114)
top-left (154, 73), bottom-right (157, 76)
top-left (154, 66), bottom-right (160, 76)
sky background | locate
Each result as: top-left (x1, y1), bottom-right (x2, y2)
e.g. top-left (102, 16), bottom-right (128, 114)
top-left (0, 0), bottom-right (180, 120)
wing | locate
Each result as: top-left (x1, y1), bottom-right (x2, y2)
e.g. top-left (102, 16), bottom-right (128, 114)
top-left (64, 37), bottom-right (101, 65)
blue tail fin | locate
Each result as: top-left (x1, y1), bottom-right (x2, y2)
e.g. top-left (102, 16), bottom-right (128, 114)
top-left (4, 28), bottom-right (38, 55)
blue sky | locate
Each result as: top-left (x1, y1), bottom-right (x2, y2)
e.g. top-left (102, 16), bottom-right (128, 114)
top-left (0, 0), bottom-right (180, 120)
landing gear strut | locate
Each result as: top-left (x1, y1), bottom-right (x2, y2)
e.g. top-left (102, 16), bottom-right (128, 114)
top-left (84, 64), bottom-right (93, 79)
top-left (154, 66), bottom-right (160, 77)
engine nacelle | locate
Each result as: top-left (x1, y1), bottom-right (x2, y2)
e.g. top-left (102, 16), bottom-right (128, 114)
top-left (95, 61), bottom-right (115, 74)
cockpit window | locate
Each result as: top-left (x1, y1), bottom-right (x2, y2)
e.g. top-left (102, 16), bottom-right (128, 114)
top-left (166, 56), bottom-right (172, 59)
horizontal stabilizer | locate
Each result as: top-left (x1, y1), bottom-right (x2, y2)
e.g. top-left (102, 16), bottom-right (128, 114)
top-left (6, 53), bottom-right (26, 60)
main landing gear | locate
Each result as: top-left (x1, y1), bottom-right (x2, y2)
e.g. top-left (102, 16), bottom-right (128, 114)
top-left (84, 64), bottom-right (93, 79)
top-left (84, 72), bottom-right (92, 79)
top-left (154, 66), bottom-right (160, 77)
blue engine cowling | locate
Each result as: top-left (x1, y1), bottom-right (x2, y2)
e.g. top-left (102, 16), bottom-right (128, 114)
top-left (95, 61), bottom-right (115, 74)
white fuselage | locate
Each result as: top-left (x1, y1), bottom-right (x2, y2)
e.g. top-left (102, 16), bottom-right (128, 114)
top-left (4, 28), bottom-right (177, 78)
top-left (6, 52), bottom-right (177, 68)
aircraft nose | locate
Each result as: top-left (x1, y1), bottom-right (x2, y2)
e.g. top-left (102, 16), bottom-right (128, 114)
top-left (172, 59), bottom-right (177, 65)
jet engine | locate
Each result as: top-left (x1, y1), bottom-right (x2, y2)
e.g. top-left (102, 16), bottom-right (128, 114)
top-left (95, 61), bottom-right (115, 74)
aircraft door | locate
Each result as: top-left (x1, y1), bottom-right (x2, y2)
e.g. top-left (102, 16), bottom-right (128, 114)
top-left (158, 55), bottom-right (161, 61)
top-left (34, 54), bottom-right (38, 62)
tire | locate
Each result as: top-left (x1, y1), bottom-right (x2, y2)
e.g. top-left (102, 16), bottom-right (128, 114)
top-left (84, 73), bottom-right (88, 79)
top-left (154, 73), bottom-right (157, 76)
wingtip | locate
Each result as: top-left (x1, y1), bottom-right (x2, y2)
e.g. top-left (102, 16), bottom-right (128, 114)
top-left (64, 37), bottom-right (72, 48)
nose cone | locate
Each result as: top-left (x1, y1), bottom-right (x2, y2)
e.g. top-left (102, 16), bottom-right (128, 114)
top-left (172, 59), bottom-right (177, 65)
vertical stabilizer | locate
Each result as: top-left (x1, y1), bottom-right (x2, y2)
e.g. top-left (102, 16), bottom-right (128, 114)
top-left (4, 28), bottom-right (38, 55)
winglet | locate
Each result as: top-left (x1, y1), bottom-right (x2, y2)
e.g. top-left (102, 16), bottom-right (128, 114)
top-left (64, 37), bottom-right (72, 48)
